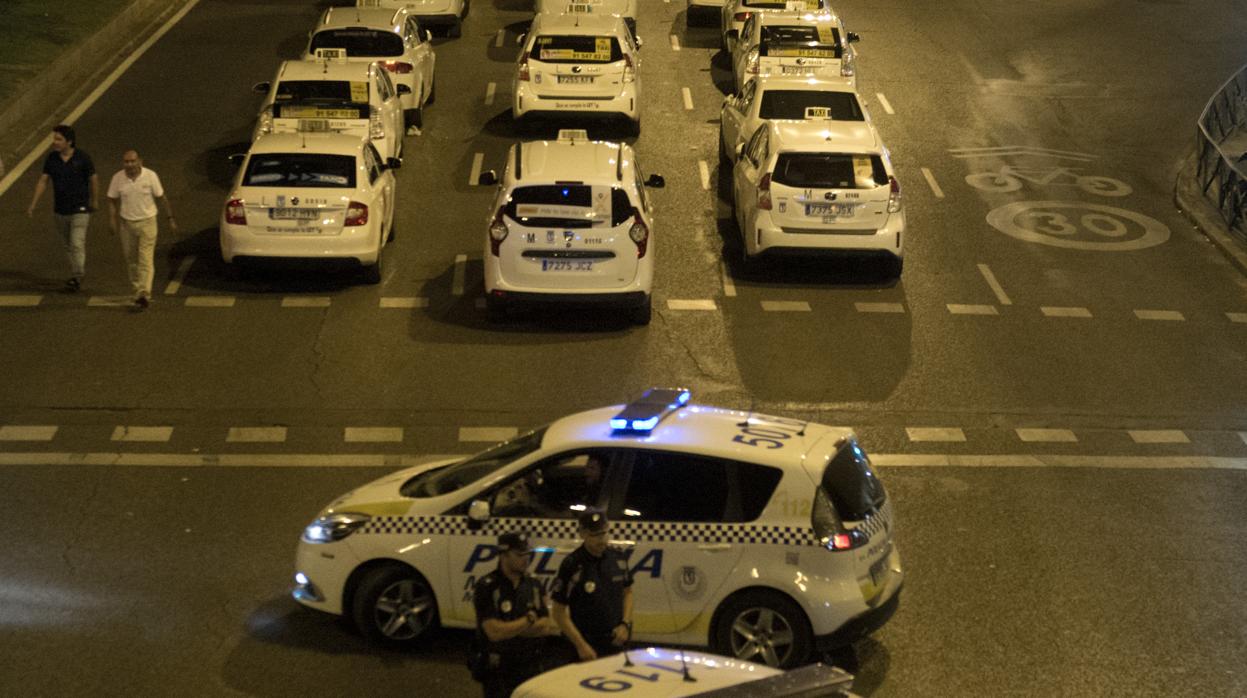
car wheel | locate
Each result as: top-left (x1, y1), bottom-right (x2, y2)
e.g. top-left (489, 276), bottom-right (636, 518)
top-left (449, 21), bottom-right (463, 39)
top-left (363, 239), bottom-right (383, 285)
top-left (461, 0), bottom-right (470, 19)
top-left (882, 255), bottom-right (903, 278)
top-left (406, 106), bottom-right (423, 131)
top-left (626, 117), bottom-right (641, 139)
top-left (426, 75), bottom-right (436, 105)
top-left (387, 219), bottom-right (396, 243)
top-left (485, 295), bottom-right (507, 322)
top-left (631, 296), bottom-right (652, 326)
top-left (713, 590), bottom-right (812, 669)
top-left (718, 125), bottom-right (731, 170)
top-left (351, 564), bottom-right (438, 645)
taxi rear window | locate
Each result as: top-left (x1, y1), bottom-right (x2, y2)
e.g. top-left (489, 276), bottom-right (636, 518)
top-left (505, 185), bottom-right (634, 227)
top-left (743, 0), bottom-right (824, 9)
top-left (243, 153), bottom-right (357, 188)
top-left (275, 80), bottom-right (368, 104)
top-left (530, 35), bottom-right (624, 63)
top-left (400, 427), bottom-right (548, 498)
top-left (772, 153), bottom-right (887, 189)
top-left (309, 29), bottom-right (403, 57)
top-left (759, 26), bottom-right (842, 56)
top-left (817, 438), bottom-right (885, 522)
top-left (758, 90), bottom-right (862, 121)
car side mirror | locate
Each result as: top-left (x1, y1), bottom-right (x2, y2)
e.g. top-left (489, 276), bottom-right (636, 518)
top-left (228, 153), bottom-right (246, 167)
top-left (516, 32), bottom-right (527, 45)
top-left (478, 169), bottom-right (498, 186)
top-left (644, 173), bottom-right (665, 188)
top-left (252, 81), bottom-right (271, 94)
top-left (421, 29), bottom-right (432, 42)
top-left (734, 144), bottom-right (745, 161)
top-left (468, 499), bottom-right (491, 527)
top-left (386, 157), bottom-right (402, 170)
top-left (396, 83), bottom-right (412, 95)
top-left (848, 31), bottom-right (860, 43)
top-left (635, 36), bottom-right (644, 50)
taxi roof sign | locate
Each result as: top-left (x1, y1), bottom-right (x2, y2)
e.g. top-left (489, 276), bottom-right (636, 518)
top-left (610, 388), bottom-right (691, 432)
top-left (314, 48), bottom-right (348, 60)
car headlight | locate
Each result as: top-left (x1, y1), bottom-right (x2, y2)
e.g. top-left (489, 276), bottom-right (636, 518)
top-left (302, 512), bottom-right (372, 544)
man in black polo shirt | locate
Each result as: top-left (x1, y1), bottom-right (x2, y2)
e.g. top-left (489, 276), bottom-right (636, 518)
top-left (25, 125), bottom-right (98, 292)
top-left (472, 530), bottom-right (561, 698)
top-left (551, 511), bottom-right (634, 661)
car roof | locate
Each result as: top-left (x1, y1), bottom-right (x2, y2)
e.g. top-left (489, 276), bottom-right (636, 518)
top-left (531, 12), bottom-right (628, 35)
top-left (754, 75), bottom-right (857, 93)
top-left (509, 134), bottom-right (635, 186)
top-left (317, 6), bottom-right (407, 32)
top-left (278, 59), bottom-right (377, 82)
top-left (248, 132), bottom-right (365, 156)
top-left (769, 119), bottom-right (881, 152)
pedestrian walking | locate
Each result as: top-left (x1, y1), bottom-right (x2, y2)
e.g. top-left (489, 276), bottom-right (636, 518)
top-left (106, 150), bottom-right (176, 309)
top-left (551, 511), bottom-right (634, 662)
top-left (25, 125), bottom-right (98, 292)
top-left (471, 530), bottom-right (562, 698)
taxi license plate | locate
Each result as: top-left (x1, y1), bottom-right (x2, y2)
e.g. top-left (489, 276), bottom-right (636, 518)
top-left (557, 75), bottom-right (594, 84)
top-left (270, 207), bottom-right (319, 220)
top-left (781, 66), bottom-right (813, 75)
top-left (297, 119), bottom-right (330, 132)
top-left (541, 259), bottom-right (593, 271)
top-left (805, 203), bottom-right (855, 217)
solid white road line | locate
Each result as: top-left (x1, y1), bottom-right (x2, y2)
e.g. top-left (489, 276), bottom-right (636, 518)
top-left (670, 34), bottom-right (681, 51)
top-left (484, 82), bottom-right (497, 106)
top-left (906, 427), bottom-right (966, 443)
top-left (1241, 431), bottom-right (1247, 445)
top-left (1041, 306), bottom-right (1092, 318)
top-left (111, 426), bottom-right (173, 443)
top-left (947, 303), bottom-right (998, 315)
top-left (1129, 430), bottom-right (1190, 444)
top-left (0, 295), bottom-right (42, 307)
top-left (0, 426), bottom-right (58, 441)
top-left (0, 0), bottom-right (203, 199)
top-left (226, 427), bottom-right (287, 443)
top-left (1228, 312), bottom-right (1247, 323)
top-left (872, 454), bottom-right (1247, 469)
top-left (87, 296), bottom-right (132, 307)
top-left (682, 87), bottom-right (693, 110)
top-left (380, 297), bottom-right (429, 308)
top-left (761, 300), bottom-right (812, 312)
top-left (921, 167), bottom-right (944, 198)
top-left (855, 302), bottom-right (905, 313)
top-left (345, 427), bottom-right (404, 443)
top-left (452, 254), bottom-right (467, 296)
top-left (469, 152), bottom-right (484, 187)
top-left (721, 262), bottom-right (737, 297)
top-left (1134, 309), bottom-right (1185, 321)
top-left (698, 160), bottom-right (710, 190)
top-left (976, 263), bottom-right (1012, 305)
top-left (495, 30), bottom-right (505, 48)
top-left (281, 297), bottom-right (330, 308)
top-left (875, 92), bottom-right (894, 114)
top-left (667, 299), bottom-right (717, 311)
top-left (164, 256), bottom-right (194, 295)
top-left (185, 296), bottom-right (235, 307)
top-left (459, 427), bottom-right (518, 443)
top-left (1015, 428), bottom-right (1078, 443)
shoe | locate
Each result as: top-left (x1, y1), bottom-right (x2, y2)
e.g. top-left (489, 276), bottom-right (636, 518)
top-left (135, 295), bottom-right (150, 309)
top-left (65, 277), bottom-right (81, 293)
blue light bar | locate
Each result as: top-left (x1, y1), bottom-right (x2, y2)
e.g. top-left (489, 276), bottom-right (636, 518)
top-left (610, 387), bottom-right (692, 434)
top-left (610, 418), bottom-right (629, 430)
top-left (630, 416), bottom-right (660, 431)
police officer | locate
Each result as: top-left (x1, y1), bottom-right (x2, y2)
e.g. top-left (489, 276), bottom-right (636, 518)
top-left (472, 531), bottom-right (561, 698)
top-left (551, 511), bottom-right (634, 662)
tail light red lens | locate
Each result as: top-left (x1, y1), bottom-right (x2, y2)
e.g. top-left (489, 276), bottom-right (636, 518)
top-left (733, 12), bottom-right (752, 21)
top-left (225, 198), bottom-right (246, 225)
top-left (887, 176), bottom-right (902, 213)
top-left (628, 209), bottom-right (649, 258)
top-left (622, 54), bottom-right (635, 84)
top-left (345, 201), bottom-right (369, 226)
top-left (379, 61), bottom-right (413, 74)
top-left (757, 173), bottom-right (772, 211)
top-left (489, 207), bottom-right (508, 256)
top-left (826, 529), bottom-right (867, 551)
top-left (517, 58), bottom-right (530, 81)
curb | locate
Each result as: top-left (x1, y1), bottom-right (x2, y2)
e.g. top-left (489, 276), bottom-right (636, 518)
top-left (1172, 151), bottom-right (1247, 276)
top-left (0, 0), bottom-right (194, 176)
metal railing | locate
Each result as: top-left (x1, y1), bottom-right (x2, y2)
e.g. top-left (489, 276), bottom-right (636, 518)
top-left (1195, 64), bottom-right (1247, 242)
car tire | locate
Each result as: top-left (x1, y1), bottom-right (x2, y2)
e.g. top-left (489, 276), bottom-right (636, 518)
top-left (713, 590), bottom-right (813, 669)
top-left (351, 564), bottom-right (439, 645)
top-left (426, 75), bottom-right (436, 105)
top-left (449, 21), bottom-right (463, 39)
top-left (387, 219), bottom-right (396, 243)
top-left (631, 296), bottom-right (652, 326)
top-left (626, 118), bottom-right (641, 138)
top-left (883, 255), bottom-right (903, 278)
top-left (485, 295), bottom-right (507, 322)
top-left (363, 239), bottom-right (383, 285)
top-left (406, 105), bottom-right (423, 131)
top-left (462, 0), bottom-right (471, 19)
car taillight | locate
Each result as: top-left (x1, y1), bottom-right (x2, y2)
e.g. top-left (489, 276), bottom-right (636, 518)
top-left (489, 207), bottom-right (508, 256)
top-left (380, 60), bottom-right (413, 74)
top-left (345, 201), bottom-right (369, 226)
top-left (517, 57), bottom-right (530, 81)
top-left (841, 50), bottom-right (856, 78)
top-left (622, 54), bottom-right (635, 84)
top-left (369, 108), bottom-right (385, 139)
top-left (825, 529), bottom-right (867, 551)
top-left (733, 12), bottom-right (752, 21)
top-left (225, 198), bottom-right (246, 225)
top-left (258, 110), bottom-right (273, 135)
top-left (746, 48), bottom-right (759, 75)
top-left (628, 209), bottom-right (648, 258)
top-left (888, 176), bottom-right (902, 213)
top-left (757, 173), bottom-right (772, 211)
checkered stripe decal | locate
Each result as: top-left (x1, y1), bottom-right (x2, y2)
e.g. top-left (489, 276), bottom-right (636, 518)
top-left (362, 516), bottom-right (821, 546)
top-left (851, 498), bottom-right (894, 540)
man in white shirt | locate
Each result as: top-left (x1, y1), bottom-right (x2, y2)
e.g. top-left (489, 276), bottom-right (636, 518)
top-left (107, 150), bottom-right (176, 309)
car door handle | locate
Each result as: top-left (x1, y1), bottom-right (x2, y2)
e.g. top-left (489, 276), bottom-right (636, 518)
top-left (697, 543), bottom-right (732, 552)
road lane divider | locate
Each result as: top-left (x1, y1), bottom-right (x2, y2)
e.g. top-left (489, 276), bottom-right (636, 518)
top-left (344, 427), bottom-right (404, 443)
top-left (875, 93), bottom-right (894, 114)
top-left (164, 256), bottom-right (194, 295)
top-left (459, 427), bottom-right (518, 442)
top-left (380, 297), bottom-right (429, 308)
top-left (905, 427), bottom-right (966, 443)
top-left (667, 299), bottom-right (717, 311)
top-left (855, 302), bottom-right (905, 313)
top-left (452, 254), bottom-right (467, 296)
top-left (921, 167), bottom-right (944, 198)
top-left (1134, 309), bottom-right (1185, 321)
top-left (721, 262), bottom-right (736, 297)
top-left (1129, 430), bottom-right (1190, 444)
top-left (1041, 306), bottom-right (1092, 318)
top-left (761, 300), bottom-right (812, 312)
top-left (226, 427), bottom-right (287, 443)
top-left (682, 87), bottom-right (693, 110)
top-left (698, 160), bottom-right (710, 190)
top-left (185, 296), bottom-right (235, 307)
top-left (947, 303), bottom-right (998, 315)
top-left (111, 426), bottom-right (173, 443)
top-left (0, 426), bottom-right (58, 441)
top-left (1015, 428), bottom-right (1078, 443)
top-left (670, 34), bottom-right (680, 51)
top-left (469, 152), bottom-right (485, 187)
top-left (281, 297), bottom-right (330, 308)
top-left (0, 295), bottom-right (42, 307)
top-left (484, 82), bottom-right (497, 106)
top-left (976, 263), bottom-right (1012, 305)
top-left (1228, 312), bottom-right (1247, 323)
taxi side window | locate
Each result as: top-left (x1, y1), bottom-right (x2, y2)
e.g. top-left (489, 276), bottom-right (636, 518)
top-left (407, 18), bottom-right (422, 46)
top-left (490, 450), bottom-right (618, 519)
top-left (740, 16), bottom-right (754, 43)
top-left (739, 79), bottom-right (757, 110)
top-left (363, 144), bottom-right (382, 183)
top-left (615, 451), bottom-right (782, 523)
top-left (632, 167), bottom-right (649, 213)
top-left (375, 71), bottom-right (393, 102)
top-left (745, 126), bottom-right (768, 166)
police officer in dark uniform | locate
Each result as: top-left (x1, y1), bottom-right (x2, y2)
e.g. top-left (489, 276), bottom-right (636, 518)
top-left (472, 531), bottom-right (561, 698)
top-left (551, 511), bottom-right (634, 662)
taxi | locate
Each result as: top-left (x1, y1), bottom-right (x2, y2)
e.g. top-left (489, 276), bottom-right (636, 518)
top-left (304, 6), bottom-right (436, 130)
top-left (720, 0), bottom-right (833, 51)
top-left (476, 129), bottom-right (664, 324)
top-left (731, 11), bottom-right (859, 93)
top-left (356, 0), bottom-right (469, 39)
top-left (730, 119), bottom-right (905, 275)
top-left (719, 76), bottom-right (867, 165)
top-left (687, 0), bottom-right (726, 28)
top-left (535, 0), bottom-right (638, 39)
top-left (290, 388), bottom-right (903, 668)
top-left (513, 14), bottom-right (643, 134)
top-left (250, 58), bottom-right (405, 162)
top-left (220, 133), bottom-right (399, 284)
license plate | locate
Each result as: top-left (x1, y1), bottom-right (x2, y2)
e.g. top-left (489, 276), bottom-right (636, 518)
top-left (557, 75), bottom-right (594, 84)
top-left (805, 203), bottom-right (855, 217)
top-left (270, 207), bottom-right (319, 220)
top-left (555, 102), bottom-right (598, 109)
top-left (297, 119), bottom-right (330, 132)
top-left (780, 66), bottom-right (812, 75)
top-left (540, 259), bottom-right (593, 271)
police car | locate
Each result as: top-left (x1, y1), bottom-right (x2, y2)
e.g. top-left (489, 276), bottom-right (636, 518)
top-left (251, 59), bottom-right (405, 162)
top-left (357, 0), bottom-right (470, 39)
top-left (720, 76), bottom-right (868, 166)
top-left (720, 0), bottom-right (832, 51)
top-left (291, 388), bottom-right (903, 668)
top-left (220, 132), bottom-right (399, 283)
top-left (730, 119), bottom-right (905, 275)
top-left (731, 12), bottom-right (859, 93)
top-left (476, 129), bottom-right (664, 324)
top-left (534, 0), bottom-right (639, 40)
top-left (513, 14), bottom-right (642, 133)
top-left (304, 6), bottom-right (436, 130)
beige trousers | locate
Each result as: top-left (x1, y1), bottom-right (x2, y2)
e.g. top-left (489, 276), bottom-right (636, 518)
top-left (119, 216), bottom-right (158, 298)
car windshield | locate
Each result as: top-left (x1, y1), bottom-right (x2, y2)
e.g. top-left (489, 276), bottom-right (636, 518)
top-left (310, 29), bottom-right (404, 57)
top-left (399, 427), bottom-right (549, 498)
top-left (275, 80), bottom-right (369, 104)
top-left (505, 185), bottom-right (633, 227)
top-left (772, 152), bottom-right (887, 188)
top-left (530, 35), bottom-right (624, 63)
top-left (758, 90), bottom-right (863, 121)
top-left (243, 153), bottom-right (357, 188)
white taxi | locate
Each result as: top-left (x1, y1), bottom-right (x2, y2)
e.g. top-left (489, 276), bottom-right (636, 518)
top-left (720, 0), bottom-right (832, 50)
top-left (291, 388), bottom-right (903, 668)
top-left (513, 14), bottom-right (642, 134)
top-left (731, 120), bottom-right (905, 275)
top-left (250, 59), bottom-right (405, 162)
top-left (357, 0), bottom-right (469, 39)
top-left (305, 6), bottom-right (436, 130)
top-left (220, 133), bottom-right (398, 284)
top-left (732, 12), bottom-right (859, 93)
top-left (476, 129), bottom-right (664, 324)
top-left (535, 0), bottom-right (639, 39)
top-left (720, 76), bottom-right (867, 165)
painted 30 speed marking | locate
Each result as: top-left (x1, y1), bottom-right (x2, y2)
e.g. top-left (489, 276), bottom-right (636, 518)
top-left (986, 200), bottom-right (1170, 251)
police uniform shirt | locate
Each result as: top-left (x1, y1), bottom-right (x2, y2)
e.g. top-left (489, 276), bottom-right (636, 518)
top-left (473, 569), bottom-right (548, 664)
top-left (550, 546), bottom-right (633, 642)
top-left (42, 149), bottom-right (96, 215)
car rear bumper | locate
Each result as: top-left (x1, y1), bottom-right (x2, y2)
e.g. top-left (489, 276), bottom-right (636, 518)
top-left (489, 289), bottom-right (649, 308)
top-left (814, 583), bottom-right (902, 651)
top-left (221, 221), bottom-right (381, 265)
top-left (514, 84), bottom-right (639, 121)
top-left (752, 210), bottom-right (905, 258)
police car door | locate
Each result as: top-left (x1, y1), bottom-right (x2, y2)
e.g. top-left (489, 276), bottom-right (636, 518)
top-left (449, 449), bottom-right (621, 624)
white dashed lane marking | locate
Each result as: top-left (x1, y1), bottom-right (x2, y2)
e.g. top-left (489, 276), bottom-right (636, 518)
top-left (921, 167), bottom-right (944, 199)
top-left (1241, 432), bottom-right (1247, 445)
top-left (670, 34), bottom-right (680, 51)
top-left (460, 427), bottom-right (518, 443)
top-left (484, 82), bottom-right (496, 106)
top-left (344, 427), bottom-right (404, 443)
top-left (761, 300), bottom-right (811, 312)
top-left (111, 426), bottom-right (173, 443)
top-left (452, 254), bottom-right (467, 296)
top-left (226, 427), bottom-right (287, 443)
top-left (1016, 428), bottom-right (1078, 443)
top-left (0, 295), bottom-right (42, 307)
top-left (721, 262), bottom-right (736, 297)
top-left (469, 152), bottom-right (484, 187)
top-left (185, 296), bottom-right (235, 307)
top-left (281, 297), bottom-right (330, 308)
top-left (1225, 312), bottom-right (1246, 323)
top-left (855, 302), bottom-right (905, 313)
top-left (947, 304), bottom-right (998, 315)
top-left (667, 299), bottom-right (717, 311)
top-left (494, 30), bottom-right (504, 48)
top-left (906, 427), bottom-right (966, 443)
top-left (87, 296), bottom-right (131, 307)
top-left (1129, 430), bottom-right (1190, 444)
top-left (0, 426), bottom-right (58, 441)
top-left (1134, 309), bottom-right (1185, 321)
top-left (164, 256), bottom-right (194, 295)
top-left (976, 263), bottom-right (1011, 305)
top-left (1041, 306), bottom-right (1092, 318)
top-left (875, 93), bottom-right (894, 114)
top-left (380, 297), bottom-right (429, 309)
top-left (682, 87), bottom-right (693, 110)
top-left (698, 160), bottom-right (710, 190)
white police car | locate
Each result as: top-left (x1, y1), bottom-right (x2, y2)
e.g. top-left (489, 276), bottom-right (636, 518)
top-left (357, 0), bottom-right (470, 39)
top-left (291, 388), bottom-right (903, 668)
top-left (730, 119), bottom-right (905, 275)
top-left (476, 129), bottom-right (664, 324)
top-left (220, 132), bottom-right (399, 283)
top-left (732, 12), bottom-right (859, 93)
top-left (720, 76), bottom-right (868, 166)
top-left (535, 0), bottom-right (639, 39)
top-left (720, 0), bottom-right (832, 50)
top-left (251, 59), bottom-right (406, 162)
